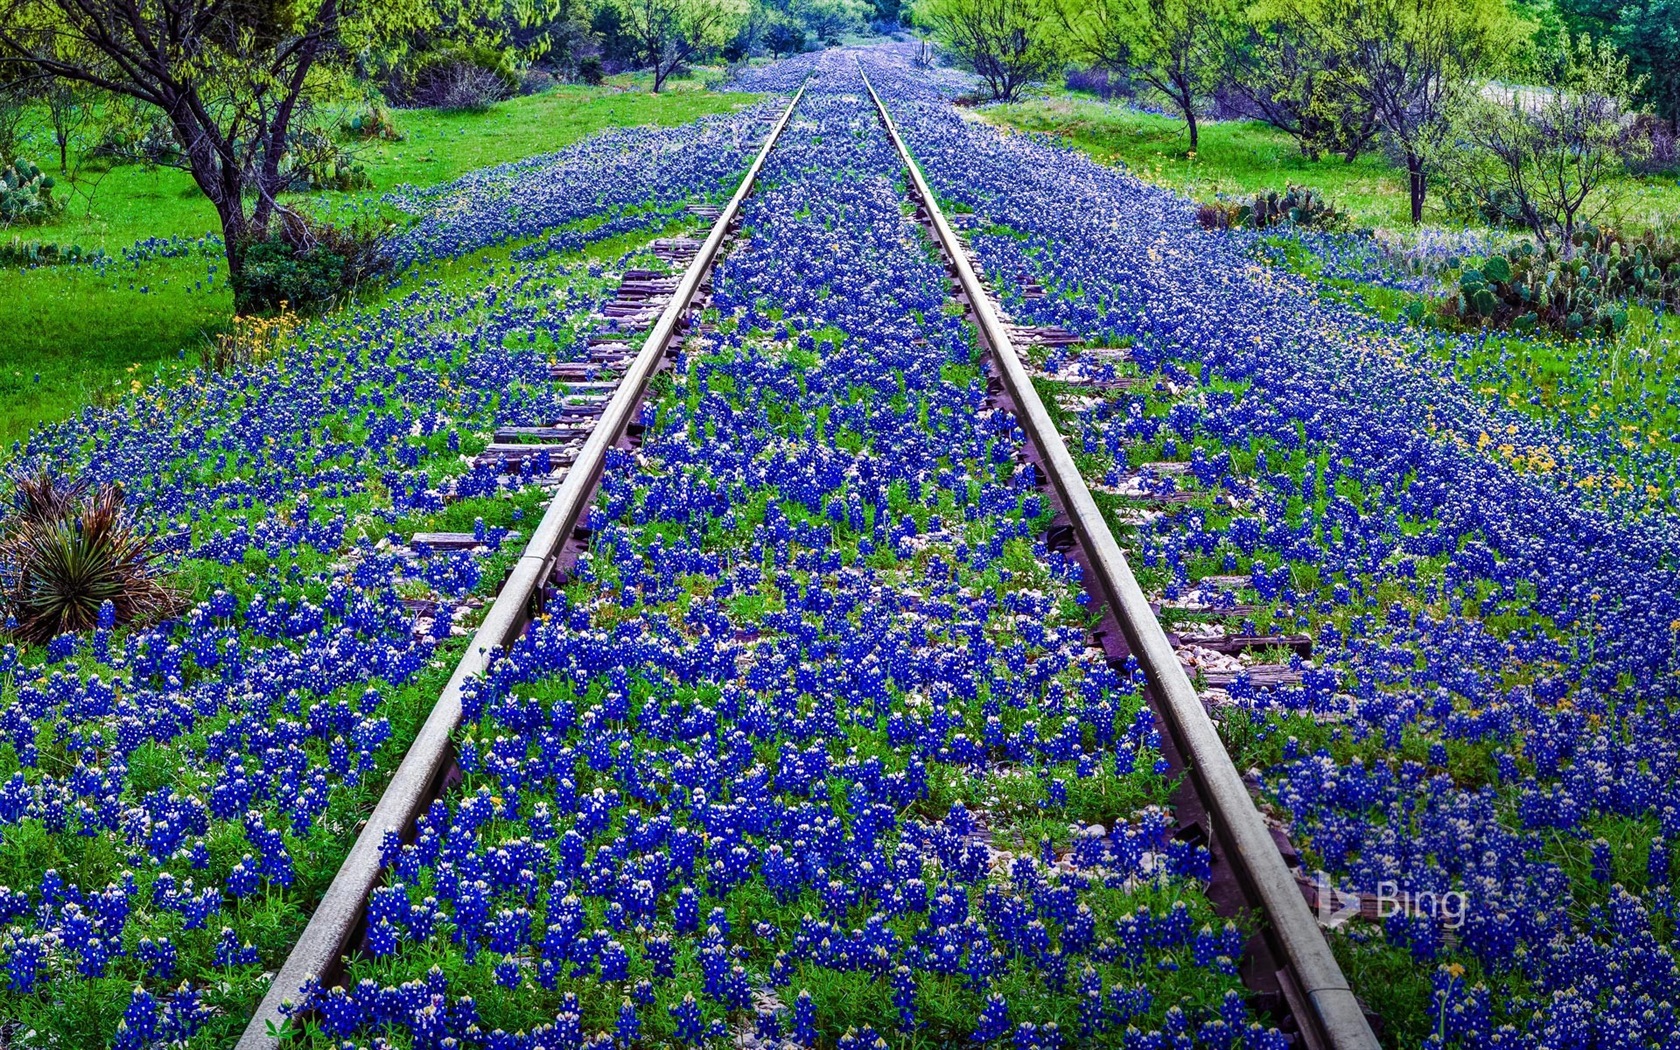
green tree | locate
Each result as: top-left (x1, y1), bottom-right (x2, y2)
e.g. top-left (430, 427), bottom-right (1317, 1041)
top-left (1439, 33), bottom-right (1648, 254)
top-left (1551, 0), bottom-right (1678, 131)
top-left (614, 0), bottom-right (745, 90)
top-left (1316, 0), bottom-right (1514, 223)
top-left (1224, 6), bottom-right (1377, 161)
top-left (1615, 1), bottom-right (1680, 133)
top-left (1057, 0), bottom-right (1241, 153)
top-left (0, 0), bottom-right (376, 298)
top-left (915, 0), bottom-right (1062, 103)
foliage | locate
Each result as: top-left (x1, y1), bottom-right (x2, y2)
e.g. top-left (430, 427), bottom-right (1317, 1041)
top-left (1556, 0), bottom-right (1680, 131)
top-left (282, 129), bottom-right (374, 192)
top-left (0, 154), bottom-right (61, 225)
top-left (0, 472), bottom-right (177, 643)
top-left (765, 16), bottom-right (808, 56)
top-left (1437, 229), bottom-right (1680, 337)
top-left (235, 211), bottom-right (393, 315)
top-left (341, 99), bottom-right (404, 141)
top-left (1437, 33), bottom-right (1649, 254)
top-left (611, 0), bottom-right (746, 91)
top-left (1198, 184), bottom-right (1351, 231)
top-left (915, 0), bottom-right (1062, 103)
top-left (1222, 9), bottom-right (1377, 162)
top-left (1304, 0), bottom-right (1516, 224)
top-left (1057, 0), bottom-right (1240, 151)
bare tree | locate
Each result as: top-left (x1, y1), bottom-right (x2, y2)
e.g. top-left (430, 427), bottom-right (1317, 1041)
top-left (0, 0), bottom-right (355, 300)
top-left (615, 0), bottom-right (744, 91)
top-left (1318, 0), bottom-right (1508, 223)
top-left (918, 0), bottom-right (1062, 103)
top-left (1441, 34), bottom-right (1649, 255)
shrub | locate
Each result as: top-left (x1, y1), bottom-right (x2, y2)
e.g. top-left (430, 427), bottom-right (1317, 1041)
top-left (1437, 228), bottom-right (1680, 338)
top-left (0, 236), bottom-right (105, 267)
top-left (0, 473), bottom-right (177, 644)
top-left (235, 210), bottom-right (392, 315)
top-left (0, 156), bottom-right (64, 226)
top-left (1199, 186), bottom-right (1350, 232)
top-left (341, 100), bottom-right (402, 142)
top-left (87, 117), bottom-right (182, 167)
top-left (280, 127), bottom-right (372, 192)
top-left (578, 56), bottom-right (605, 85)
top-left (389, 45), bottom-right (519, 109)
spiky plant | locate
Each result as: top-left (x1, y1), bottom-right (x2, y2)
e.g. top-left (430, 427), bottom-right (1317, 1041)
top-left (9, 466), bottom-right (87, 525)
top-left (1, 481), bottom-right (177, 643)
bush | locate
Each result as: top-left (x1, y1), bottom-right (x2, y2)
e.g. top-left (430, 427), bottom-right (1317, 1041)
top-left (1629, 113), bottom-right (1679, 175)
top-left (578, 56), bottom-right (605, 85)
top-left (280, 127), bottom-right (372, 192)
top-left (0, 471), bottom-right (178, 644)
top-left (389, 45), bottom-right (519, 109)
top-left (0, 156), bottom-right (64, 226)
top-left (1437, 228), bottom-right (1680, 338)
top-left (0, 236), bottom-right (105, 267)
top-left (1198, 185), bottom-right (1350, 232)
top-left (235, 211), bottom-right (392, 315)
top-left (341, 100), bottom-right (402, 141)
top-left (87, 117), bottom-right (182, 168)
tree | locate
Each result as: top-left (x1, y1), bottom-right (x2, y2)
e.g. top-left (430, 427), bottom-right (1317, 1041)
top-left (1614, 0), bottom-right (1680, 133)
top-left (765, 18), bottom-right (808, 56)
top-left (1316, 0), bottom-right (1512, 223)
top-left (1058, 0), bottom-right (1239, 153)
top-left (614, 0), bottom-right (744, 91)
top-left (0, 0), bottom-right (365, 300)
top-left (1224, 10), bottom-right (1378, 162)
top-left (1439, 34), bottom-right (1648, 255)
top-left (915, 0), bottom-right (1061, 103)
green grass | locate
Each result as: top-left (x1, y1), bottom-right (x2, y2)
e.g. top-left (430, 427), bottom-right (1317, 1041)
top-left (0, 74), bottom-right (760, 444)
top-left (982, 92), bottom-right (1680, 236)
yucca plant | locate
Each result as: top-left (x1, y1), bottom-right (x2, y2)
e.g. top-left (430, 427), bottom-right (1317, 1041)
top-left (0, 475), bottom-right (177, 644)
top-left (9, 466), bottom-right (87, 525)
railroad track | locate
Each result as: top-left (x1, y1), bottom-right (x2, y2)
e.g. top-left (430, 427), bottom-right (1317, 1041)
top-left (236, 84), bottom-right (807, 1048)
top-left (238, 72), bottom-right (1377, 1050)
top-left (858, 66), bottom-right (1376, 1050)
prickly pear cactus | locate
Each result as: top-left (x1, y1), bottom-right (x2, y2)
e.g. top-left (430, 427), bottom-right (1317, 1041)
top-left (1438, 227), bottom-right (1678, 339)
top-left (0, 157), bottom-right (64, 226)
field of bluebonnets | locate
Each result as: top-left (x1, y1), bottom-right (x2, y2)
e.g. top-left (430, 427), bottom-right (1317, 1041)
top-left (4, 36), bottom-right (1680, 1050)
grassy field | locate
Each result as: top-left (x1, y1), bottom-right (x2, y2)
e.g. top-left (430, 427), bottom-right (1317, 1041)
top-left (0, 74), bottom-right (759, 443)
top-left (982, 92), bottom-right (1680, 234)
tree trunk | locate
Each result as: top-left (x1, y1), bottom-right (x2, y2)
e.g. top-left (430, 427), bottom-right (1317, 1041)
top-left (220, 202), bottom-right (251, 310)
top-left (1186, 108), bottom-right (1199, 153)
top-left (1405, 151), bottom-right (1426, 224)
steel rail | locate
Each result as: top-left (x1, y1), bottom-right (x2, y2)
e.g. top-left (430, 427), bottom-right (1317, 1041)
top-left (236, 82), bottom-right (808, 1049)
top-left (856, 66), bottom-right (1380, 1050)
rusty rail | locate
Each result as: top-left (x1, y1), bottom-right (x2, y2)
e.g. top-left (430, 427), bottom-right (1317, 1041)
top-left (857, 64), bottom-right (1380, 1050)
top-left (236, 82), bottom-right (808, 1049)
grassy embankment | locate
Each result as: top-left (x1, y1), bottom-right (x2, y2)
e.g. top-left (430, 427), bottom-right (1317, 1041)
top-left (0, 74), bottom-right (759, 443)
